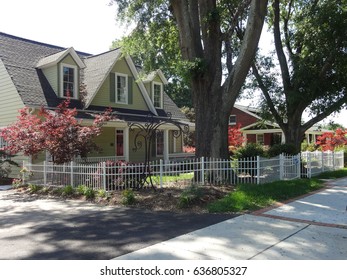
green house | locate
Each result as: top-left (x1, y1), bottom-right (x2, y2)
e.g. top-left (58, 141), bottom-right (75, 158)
top-left (0, 32), bottom-right (193, 164)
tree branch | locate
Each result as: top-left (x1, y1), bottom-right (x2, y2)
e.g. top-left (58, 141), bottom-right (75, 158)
top-left (273, 0), bottom-right (292, 92)
top-left (251, 62), bottom-right (285, 128)
top-left (223, 0), bottom-right (268, 109)
top-left (302, 96), bottom-right (347, 131)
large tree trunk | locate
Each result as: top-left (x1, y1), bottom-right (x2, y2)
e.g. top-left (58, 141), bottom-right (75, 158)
top-left (193, 84), bottom-right (229, 159)
top-left (171, 0), bottom-right (268, 159)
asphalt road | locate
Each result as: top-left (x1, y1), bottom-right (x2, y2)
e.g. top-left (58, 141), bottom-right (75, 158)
top-left (0, 188), bottom-right (234, 260)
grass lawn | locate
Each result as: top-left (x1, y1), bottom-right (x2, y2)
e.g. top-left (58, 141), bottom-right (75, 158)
top-left (207, 168), bottom-right (347, 213)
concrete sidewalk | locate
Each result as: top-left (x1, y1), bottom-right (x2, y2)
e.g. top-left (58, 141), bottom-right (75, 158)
top-left (114, 178), bottom-right (347, 260)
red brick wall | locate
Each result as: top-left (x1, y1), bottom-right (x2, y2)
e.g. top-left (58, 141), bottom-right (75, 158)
top-left (247, 134), bottom-right (256, 143)
top-left (230, 107), bottom-right (259, 128)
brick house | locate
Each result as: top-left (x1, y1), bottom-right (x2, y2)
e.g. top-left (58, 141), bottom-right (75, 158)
top-left (229, 104), bottom-right (328, 147)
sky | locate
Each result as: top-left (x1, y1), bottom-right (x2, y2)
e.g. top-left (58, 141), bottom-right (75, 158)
top-left (1, 0), bottom-right (346, 127)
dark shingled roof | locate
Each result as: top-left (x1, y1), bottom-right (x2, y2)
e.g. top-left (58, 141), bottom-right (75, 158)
top-left (0, 32), bottom-right (188, 122)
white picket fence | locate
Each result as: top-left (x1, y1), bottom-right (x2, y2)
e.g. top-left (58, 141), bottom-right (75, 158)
top-left (23, 151), bottom-right (344, 191)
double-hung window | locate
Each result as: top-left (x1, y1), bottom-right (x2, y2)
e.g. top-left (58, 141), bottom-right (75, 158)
top-left (152, 82), bottom-right (163, 108)
top-left (116, 73), bottom-right (128, 104)
top-left (61, 63), bottom-right (78, 98)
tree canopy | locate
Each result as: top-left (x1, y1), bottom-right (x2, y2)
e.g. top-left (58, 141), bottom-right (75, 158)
top-left (252, 0), bottom-right (347, 152)
top-left (111, 0), bottom-right (268, 158)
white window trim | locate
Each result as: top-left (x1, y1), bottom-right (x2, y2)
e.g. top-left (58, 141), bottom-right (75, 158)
top-left (229, 115), bottom-right (236, 125)
top-left (256, 134), bottom-right (264, 145)
top-left (152, 81), bottom-right (163, 109)
top-left (60, 63), bottom-right (78, 99)
top-left (115, 72), bottom-right (128, 104)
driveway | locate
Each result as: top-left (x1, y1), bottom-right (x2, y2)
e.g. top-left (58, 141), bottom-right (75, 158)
top-left (0, 188), bottom-right (233, 260)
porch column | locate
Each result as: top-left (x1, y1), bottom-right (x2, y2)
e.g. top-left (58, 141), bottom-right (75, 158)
top-left (124, 127), bottom-right (130, 162)
top-left (163, 129), bottom-right (169, 162)
top-left (281, 132), bottom-right (286, 144)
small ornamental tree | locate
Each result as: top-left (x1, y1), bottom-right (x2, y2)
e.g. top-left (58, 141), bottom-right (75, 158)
top-left (316, 128), bottom-right (347, 151)
top-left (0, 99), bottom-right (113, 164)
top-left (228, 123), bottom-right (245, 153)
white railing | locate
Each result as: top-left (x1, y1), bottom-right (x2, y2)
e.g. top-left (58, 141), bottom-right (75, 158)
top-left (23, 151), bottom-right (344, 191)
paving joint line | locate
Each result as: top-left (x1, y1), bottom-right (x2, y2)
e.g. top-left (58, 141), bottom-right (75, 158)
top-left (247, 224), bottom-right (311, 260)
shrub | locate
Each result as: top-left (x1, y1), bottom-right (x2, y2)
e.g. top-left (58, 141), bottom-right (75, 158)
top-left (121, 189), bottom-right (136, 205)
top-left (76, 185), bottom-right (87, 195)
top-left (233, 143), bottom-right (265, 159)
top-left (84, 187), bottom-right (95, 200)
top-left (267, 143), bottom-right (297, 157)
top-left (178, 185), bottom-right (203, 208)
top-left (62, 185), bottom-right (75, 197)
top-left (97, 189), bottom-right (108, 198)
top-left (29, 184), bottom-right (42, 193)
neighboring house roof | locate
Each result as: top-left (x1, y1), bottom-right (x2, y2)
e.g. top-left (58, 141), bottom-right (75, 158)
top-left (233, 103), bottom-right (331, 134)
top-left (0, 32), bottom-right (187, 123)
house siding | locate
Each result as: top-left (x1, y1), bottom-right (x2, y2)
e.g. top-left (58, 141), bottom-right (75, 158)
top-left (90, 57), bottom-right (148, 110)
top-left (0, 59), bottom-right (25, 127)
top-left (230, 107), bottom-right (259, 127)
top-left (42, 65), bottom-right (58, 94)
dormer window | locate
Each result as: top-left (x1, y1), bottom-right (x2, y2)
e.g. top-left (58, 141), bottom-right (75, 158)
top-left (116, 73), bottom-right (128, 104)
top-left (152, 82), bottom-right (163, 108)
top-left (60, 63), bottom-right (78, 98)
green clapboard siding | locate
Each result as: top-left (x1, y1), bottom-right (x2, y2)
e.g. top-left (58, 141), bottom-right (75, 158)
top-left (42, 65), bottom-right (58, 94)
top-left (91, 57), bottom-right (148, 110)
top-left (0, 59), bottom-right (25, 127)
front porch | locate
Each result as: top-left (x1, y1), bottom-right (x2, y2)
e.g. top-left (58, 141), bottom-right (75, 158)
top-left (89, 125), bottom-right (193, 163)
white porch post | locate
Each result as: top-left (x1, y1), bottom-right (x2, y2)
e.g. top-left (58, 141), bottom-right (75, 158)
top-left (281, 132), bottom-right (286, 144)
top-left (163, 129), bottom-right (169, 162)
top-left (124, 127), bottom-right (130, 162)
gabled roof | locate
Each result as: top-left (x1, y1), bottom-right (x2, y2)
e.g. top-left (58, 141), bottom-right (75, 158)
top-left (142, 69), bottom-right (168, 85)
top-left (0, 32), bottom-right (89, 108)
top-left (36, 47), bottom-right (86, 69)
top-left (0, 32), bottom-right (186, 121)
top-left (83, 49), bottom-right (122, 107)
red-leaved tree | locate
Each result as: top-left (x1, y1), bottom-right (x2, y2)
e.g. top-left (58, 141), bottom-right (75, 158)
top-left (316, 128), bottom-right (347, 151)
top-left (228, 123), bottom-right (245, 152)
top-left (0, 99), bottom-right (113, 164)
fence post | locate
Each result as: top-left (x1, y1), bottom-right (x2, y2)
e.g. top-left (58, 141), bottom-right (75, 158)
top-left (297, 154), bottom-right (301, 179)
top-left (70, 161), bottom-right (74, 187)
top-left (279, 154), bottom-right (284, 180)
top-left (307, 152), bottom-right (312, 178)
top-left (102, 161), bottom-right (107, 190)
top-left (43, 161), bottom-right (47, 186)
top-left (332, 151), bottom-right (335, 170)
top-left (256, 156), bottom-right (260, 185)
top-left (201, 157), bottom-right (205, 185)
top-left (159, 159), bottom-right (163, 188)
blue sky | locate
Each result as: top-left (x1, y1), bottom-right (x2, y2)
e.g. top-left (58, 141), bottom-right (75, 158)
top-left (1, 0), bottom-right (346, 127)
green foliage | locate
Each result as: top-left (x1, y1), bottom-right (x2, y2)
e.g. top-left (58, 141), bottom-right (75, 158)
top-left (97, 189), bottom-right (109, 199)
top-left (252, 0), bottom-right (347, 150)
top-left (178, 185), bottom-right (203, 208)
top-left (62, 185), bottom-right (75, 197)
top-left (121, 189), bottom-right (136, 205)
top-left (29, 184), bottom-right (42, 193)
top-left (84, 187), bottom-right (95, 200)
top-left (0, 151), bottom-right (19, 178)
top-left (233, 143), bottom-right (265, 159)
top-left (75, 185), bottom-right (95, 200)
top-left (76, 185), bottom-right (87, 195)
top-left (301, 140), bottom-right (317, 152)
top-left (208, 178), bottom-right (324, 213)
top-left (267, 144), bottom-right (297, 157)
